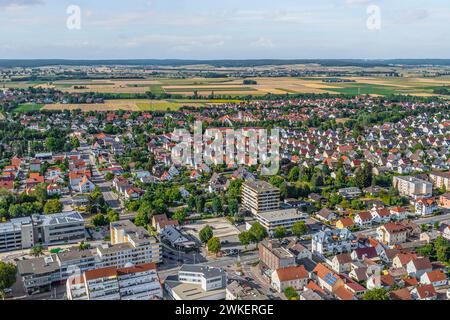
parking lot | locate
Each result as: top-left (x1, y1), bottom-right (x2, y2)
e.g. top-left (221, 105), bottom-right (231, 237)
top-left (183, 217), bottom-right (241, 245)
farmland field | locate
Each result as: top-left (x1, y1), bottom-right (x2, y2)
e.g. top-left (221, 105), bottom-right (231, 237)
top-left (5, 75), bottom-right (450, 108)
top-left (13, 103), bottom-right (44, 112)
top-left (41, 98), bottom-right (240, 112)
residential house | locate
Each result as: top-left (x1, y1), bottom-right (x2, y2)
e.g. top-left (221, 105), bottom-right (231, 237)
top-left (406, 257), bottom-right (433, 278)
top-left (271, 265), bottom-right (309, 293)
top-left (354, 211), bottom-right (373, 227)
top-left (330, 253), bottom-right (352, 273)
top-left (415, 198), bottom-right (438, 216)
top-left (377, 223), bottom-right (408, 246)
top-left (335, 218), bottom-right (354, 230)
top-left (420, 270), bottom-right (448, 287)
top-left (411, 284), bottom-right (437, 300)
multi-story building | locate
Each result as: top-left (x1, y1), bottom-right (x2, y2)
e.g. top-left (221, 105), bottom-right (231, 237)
top-left (164, 265), bottom-right (227, 300)
top-left (33, 211), bottom-right (86, 245)
top-left (254, 208), bottom-right (307, 234)
top-left (103, 220), bottom-right (162, 267)
top-left (258, 239), bottom-right (296, 272)
top-left (393, 176), bottom-right (432, 198)
top-left (311, 228), bottom-right (357, 256)
top-left (242, 180), bottom-right (280, 215)
top-left (0, 217), bottom-right (34, 252)
top-left (429, 171), bottom-right (450, 190)
top-left (66, 262), bottom-right (163, 300)
top-left (17, 220), bottom-right (161, 294)
top-left (377, 223), bottom-right (408, 246)
top-left (0, 212), bottom-right (85, 253)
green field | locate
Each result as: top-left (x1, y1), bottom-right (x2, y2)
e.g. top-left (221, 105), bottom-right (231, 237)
top-left (164, 87), bottom-right (256, 93)
top-left (13, 103), bottom-right (44, 112)
top-left (148, 84), bottom-right (165, 95)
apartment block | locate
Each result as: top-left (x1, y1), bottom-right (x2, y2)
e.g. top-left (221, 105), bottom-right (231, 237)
top-left (242, 180), bottom-right (280, 214)
top-left (429, 171), bottom-right (450, 190)
top-left (393, 176), bottom-right (432, 198)
top-left (17, 220), bottom-right (161, 294)
top-left (66, 263), bottom-right (163, 300)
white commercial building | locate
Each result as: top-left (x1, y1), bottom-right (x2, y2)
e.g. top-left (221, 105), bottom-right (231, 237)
top-left (254, 208), bottom-right (307, 234)
top-left (165, 265), bottom-right (227, 300)
top-left (0, 212), bottom-right (85, 253)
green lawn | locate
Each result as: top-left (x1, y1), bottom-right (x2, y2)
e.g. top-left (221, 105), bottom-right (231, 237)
top-left (13, 103), bottom-right (44, 112)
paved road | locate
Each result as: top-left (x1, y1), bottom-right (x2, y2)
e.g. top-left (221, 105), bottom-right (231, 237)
top-left (88, 157), bottom-right (123, 211)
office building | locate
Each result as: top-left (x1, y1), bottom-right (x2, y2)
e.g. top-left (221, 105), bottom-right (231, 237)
top-left (0, 212), bottom-right (85, 253)
top-left (254, 208), bottom-right (307, 233)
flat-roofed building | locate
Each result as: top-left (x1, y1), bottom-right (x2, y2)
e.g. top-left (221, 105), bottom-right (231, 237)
top-left (17, 220), bottom-right (161, 294)
top-left (254, 208), bottom-right (307, 234)
top-left (0, 211), bottom-right (85, 253)
top-left (242, 180), bottom-right (280, 214)
top-left (0, 217), bottom-right (34, 252)
top-left (66, 262), bottom-right (162, 300)
top-left (33, 211), bottom-right (85, 245)
top-left (17, 255), bottom-right (61, 294)
top-left (258, 239), bottom-right (296, 272)
top-left (105, 220), bottom-right (162, 267)
top-left (226, 280), bottom-right (267, 300)
top-left (164, 265), bottom-right (227, 300)
top-left (393, 176), bottom-right (432, 198)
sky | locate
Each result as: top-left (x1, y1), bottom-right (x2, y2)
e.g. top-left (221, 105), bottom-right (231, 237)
top-left (0, 0), bottom-right (449, 59)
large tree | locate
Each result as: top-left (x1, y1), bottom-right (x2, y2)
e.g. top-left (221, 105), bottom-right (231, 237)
top-left (43, 199), bottom-right (63, 215)
top-left (274, 226), bottom-right (287, 238)
top-left (248, 222), bottom-right (267, 243)
top-left (199, 225), bottom-right (214, 244)
top-left (362, 288), bottom-right (389, 300)
top-left (291, 221), bottom-right (308, 237)
top-left (0, 262), bottom-right (17, 293)
top-left (207, 237), bottom-right (221, 255)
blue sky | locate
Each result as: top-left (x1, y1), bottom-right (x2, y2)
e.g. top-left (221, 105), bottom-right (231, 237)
top-left (0, 0), bottom-right (449, 59)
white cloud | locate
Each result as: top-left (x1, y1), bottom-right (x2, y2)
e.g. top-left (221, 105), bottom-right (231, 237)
top-left (250, 37), bottom-right (275, 48)
top-left (0, 0), bottom-right (43, 7)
